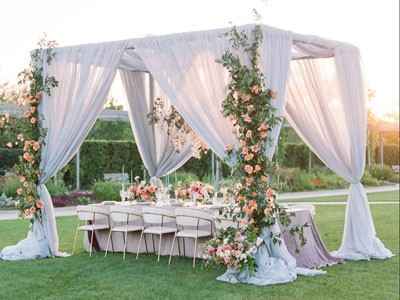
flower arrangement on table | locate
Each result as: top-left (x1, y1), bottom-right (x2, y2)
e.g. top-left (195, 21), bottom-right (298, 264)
top-left (0, 37), bottom-right (58, 220)
top-left (205, 25), bottom-right (306, 272)
top-left (128, 178), bottom-right (158, 202)
top-left (173, 181), bottom-right (215, 204)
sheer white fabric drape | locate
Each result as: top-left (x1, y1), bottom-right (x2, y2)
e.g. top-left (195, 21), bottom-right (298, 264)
top-left (285, 48), bottom-right (393, 260)
top-left (120, 70), bottom-right (193, 178)
top-left (133, 26), bottom-right (291, 161)
top-left (1, 42), bottom-right (126, 260)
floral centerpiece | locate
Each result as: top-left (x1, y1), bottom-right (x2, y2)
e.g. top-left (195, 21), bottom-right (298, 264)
top-left (173, 181), bottom-right (214, 203)
top-left (0, 38), bottom-right (58, 220)
top-left (205, 25), bottom-right (306, 271)
top-left (128, 179), bottom-right (158, 202)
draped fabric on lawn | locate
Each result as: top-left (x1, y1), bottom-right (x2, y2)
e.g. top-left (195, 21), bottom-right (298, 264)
top-left (0, 42), bottom-right (126, 260)
top-left (119, 70), bottom-right (193, 178)
top-left (284, 48), bottom-right (393, 260)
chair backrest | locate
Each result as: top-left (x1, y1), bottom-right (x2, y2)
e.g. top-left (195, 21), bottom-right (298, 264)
top-left (175, 208), bottom-right (214, 231)
top-left (110, 205), bottom-right (143, 225)
top-left (92, 206), bottom-right (111, 226)
top-left (142, 206), bottom-right (175, 226)
top-left (76, 205), bottom-right (94, 221)
top-left (289, 204), bottom-right (316, 216)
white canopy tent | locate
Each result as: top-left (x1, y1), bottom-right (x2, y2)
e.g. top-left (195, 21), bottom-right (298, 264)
top-left (1, 24), bottom-right (392, 263)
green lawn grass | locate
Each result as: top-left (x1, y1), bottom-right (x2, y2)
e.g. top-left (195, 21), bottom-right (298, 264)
top-left (0, 193), bottom-right (398, 300)
top-left (281, 190), bottom-right (400, 202)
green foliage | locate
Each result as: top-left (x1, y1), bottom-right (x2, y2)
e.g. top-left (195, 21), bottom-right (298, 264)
top-left (76, 196), bottom-right (90, 205)
top-left (92, 181), bottom-right (122, 201)
top-left (86, 120), bottom-right (133, 140)
top-left (368, 164), bottom-right (398, 182)
top-left (63, 140), bottom-right (144, 189)
top-left (361, 170), bottom-right (382, 186)
top-left (45, 178), bottom-right (69, 196)
top-left (0, 148), bottom-right (21, 173)
top-left (272, 167), bottom-right (348, 192)
top-left (170, 171), bottom-right (199, 186)
top-left (0, 175), bottom-right (21, 198)
top-left (375, 144), bottom-right (400, 166)
top-left (283, 143), bottom-right (324, 169)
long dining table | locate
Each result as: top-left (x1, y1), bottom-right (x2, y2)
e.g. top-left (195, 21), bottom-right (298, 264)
top-left (82, 201), bottom-right (342, 268)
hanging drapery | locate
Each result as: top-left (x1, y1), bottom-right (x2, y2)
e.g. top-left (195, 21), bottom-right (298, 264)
top-left (0, 42), bottom-right (126, 260)
top-left (133, 25), bottom-right (291, 161)
top-left (120, 70), bottom-right (193, 178)
top-left (284, 51), bottom-right (393, 260)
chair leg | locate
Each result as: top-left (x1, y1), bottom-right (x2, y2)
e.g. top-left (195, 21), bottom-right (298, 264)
top-left (136, 231), bottom-right (144, 259)
top-left (144, 234), bottom-right (148, 254)
top-left (192, 238), bottom-right (198, 269)
top-left (151, 234), bottom-right (155, 253)
top-left (177, 236), bottom-right (181, 256)
top-left (168, 233), bottom-right (177, 265)
top-left (72, 227), bottom-right (79, 255)
top-left (123, 231), bottom-right (128, 260)
top-left (89, 230), bottom-right (95, 257)
top-left (104, 230), bottom-right (112, 257)
top-left (157, 234), bottom-right (162, 262)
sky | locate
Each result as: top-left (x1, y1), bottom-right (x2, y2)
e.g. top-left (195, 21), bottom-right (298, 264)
top-left (0, 0), bottom-right (398, 118)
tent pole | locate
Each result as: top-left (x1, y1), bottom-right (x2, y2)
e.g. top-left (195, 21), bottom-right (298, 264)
top-left (211, 152), bottom-right (215, 186)
top-left (76, 149), bottom-right (80, 191)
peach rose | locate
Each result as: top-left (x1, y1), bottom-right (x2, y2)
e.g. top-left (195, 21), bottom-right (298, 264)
top-left (254, 165), bottom-right (262, 172)
top-left (258, 123), bottom-right (268, 132)
top-left (16, 188), bottom-right (23, 195)
top-left (241, 93), bottom-right (251, 102)
top-left (19, 176), bottom-right (26, 183)
top-left (36, 200), bottom-right (44, 209)
top-left (244, 153), bottom-right (254, 161)
top-left (250, 84), bottom-right (261, 95)
top-left (6, 142), bottom-right (13, 148)
top-left (242, 114), bottom-right (252, 123)
top-left (244, 164), bottom-right (254, 174)
top-left (32, 141), bottom-right (40, 151)
top-left (23, 152), bottom-right (33, 162)
top-left (30, 117), bottom-right (37, 124)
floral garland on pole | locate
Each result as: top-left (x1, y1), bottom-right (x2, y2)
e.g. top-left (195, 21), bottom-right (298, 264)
top-left (0, 38), bottom-right (58, 220)
top-left (206, 26), bottom-right (306, 272)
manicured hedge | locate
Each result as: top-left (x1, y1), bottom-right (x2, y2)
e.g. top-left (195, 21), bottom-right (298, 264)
top-left (62, 141), bottom-right (230, 188)
top-left (282, 143), bottom-right (324, 169)
top-left (63, 140), bottom-right (144, 188)
top-left (0, 148), bottom-right (21, 174)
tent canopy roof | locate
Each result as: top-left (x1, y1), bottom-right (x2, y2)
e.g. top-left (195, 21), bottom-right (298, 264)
top-left (51, 23), bottom-right (358, 64)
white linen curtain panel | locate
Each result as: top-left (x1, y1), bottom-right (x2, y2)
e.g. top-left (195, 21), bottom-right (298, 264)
top-left (119, 70), bottom-right (193, 178)
top-left (285, 48), bottom-right (393, 260)
top-left (1, 42), bottom-right (126, 260)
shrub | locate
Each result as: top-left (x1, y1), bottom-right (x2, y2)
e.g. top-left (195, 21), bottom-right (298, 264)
top-left (0, 148), bottom-right (22, 173)
top-left (92, 181), bottom-right (121, 201)
top-left (76, 196), bottom-right (90, 205)
top-left (368, 164), bottom-right (397, 182)
top-left (0, 175), bottom-right (21, 198)
top-left (46, 178), bottom-right (69, 196)
top-left (361, 171), bottom-right (382, 186)
top-left (170, 172), bottom-right (199, 187)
